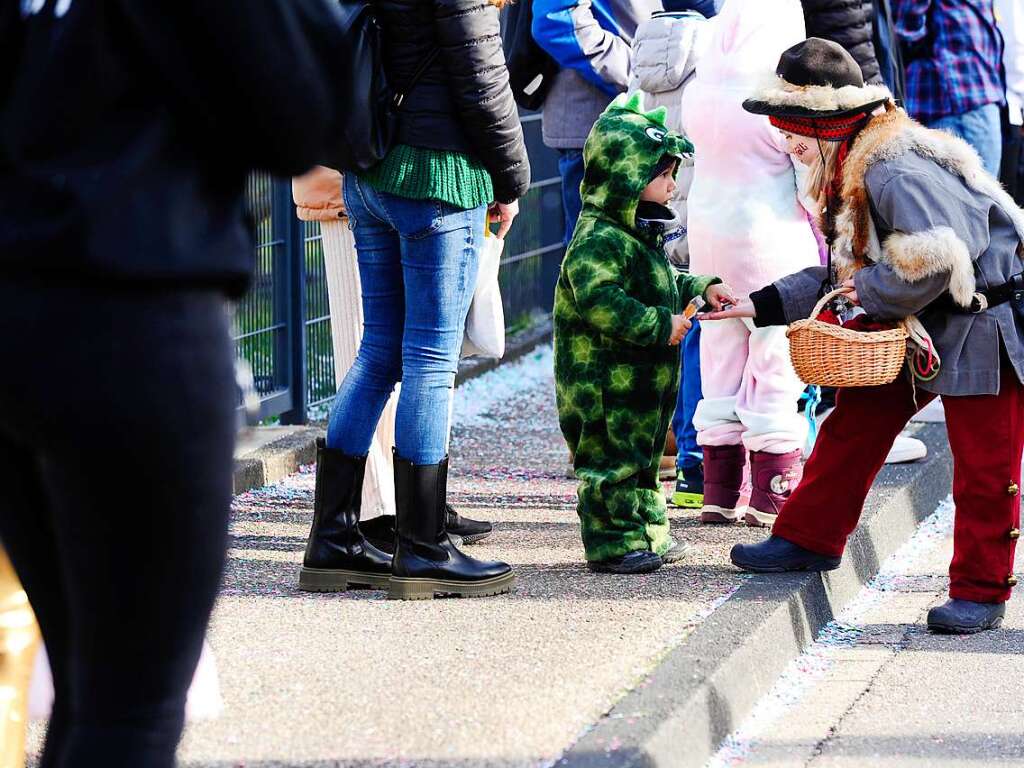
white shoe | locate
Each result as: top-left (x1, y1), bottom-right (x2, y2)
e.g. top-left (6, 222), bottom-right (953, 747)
top-left (885, 434), bottom-right (927, 464)
top-left (912, 398), bottom-right (945, 423)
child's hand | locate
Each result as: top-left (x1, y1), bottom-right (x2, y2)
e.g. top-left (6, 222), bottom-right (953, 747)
top-left (669, 314), bottom-right (692, 345)
top-left (705, 283), bottom-right (738, 311)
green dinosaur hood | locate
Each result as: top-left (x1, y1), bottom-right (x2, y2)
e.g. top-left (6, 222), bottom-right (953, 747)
top-left (580, 92), bottom-right (694, 234)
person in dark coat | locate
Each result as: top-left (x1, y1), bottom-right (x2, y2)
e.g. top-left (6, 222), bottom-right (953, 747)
top-left (802, 0), bottom-right (884, 84)
top-left (706, 39), bottom-right (1024, 636)
top-left (0, 1), bottom-right (361, 765)
top-left (301, 0), bottom-right (531, 601)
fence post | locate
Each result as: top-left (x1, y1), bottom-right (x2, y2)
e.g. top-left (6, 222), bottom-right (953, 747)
top-left (278, 180), bottom-right (309, 425)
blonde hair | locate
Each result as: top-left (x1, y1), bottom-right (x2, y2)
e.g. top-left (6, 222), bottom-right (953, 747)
top-left (490, 0), bottom-right (512, 8)
top-left (804, 139), bottom-right (842, 219)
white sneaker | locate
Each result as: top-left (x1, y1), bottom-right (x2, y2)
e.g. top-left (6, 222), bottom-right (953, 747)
top-left (885, 434), bottom-right (927, 464)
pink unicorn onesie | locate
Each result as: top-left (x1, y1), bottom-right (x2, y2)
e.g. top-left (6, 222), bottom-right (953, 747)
top-left (681, 0), bottom-right (819, 528)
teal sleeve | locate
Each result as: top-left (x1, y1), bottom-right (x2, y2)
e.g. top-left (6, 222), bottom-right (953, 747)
top-left (565, 239), bottom-right (673, 347)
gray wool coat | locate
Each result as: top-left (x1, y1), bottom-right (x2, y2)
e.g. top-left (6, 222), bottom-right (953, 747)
top-left (773, 149), bottom-right (1024, 397)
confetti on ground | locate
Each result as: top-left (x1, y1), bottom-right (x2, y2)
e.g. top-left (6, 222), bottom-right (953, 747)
top-left (705, 496), bottom-right (957, 768)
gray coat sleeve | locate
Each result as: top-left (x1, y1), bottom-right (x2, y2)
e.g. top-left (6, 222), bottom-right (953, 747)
top-left (775, 266), bottom-right (830, 323)
top-left (854, 167), bottom-right (989, 320)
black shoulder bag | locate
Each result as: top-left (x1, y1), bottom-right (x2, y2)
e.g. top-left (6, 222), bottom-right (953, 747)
top-left (328, 0), bottom-right (439, 173)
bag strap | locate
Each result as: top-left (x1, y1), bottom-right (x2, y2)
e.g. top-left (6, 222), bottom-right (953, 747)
top-left (393, 48), bottom-right (441, 109)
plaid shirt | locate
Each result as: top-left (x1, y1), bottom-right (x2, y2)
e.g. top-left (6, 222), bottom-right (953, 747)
top-left (894, 0), bottom-right (1005, 122)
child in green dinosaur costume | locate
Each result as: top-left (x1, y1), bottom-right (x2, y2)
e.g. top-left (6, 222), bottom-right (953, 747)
top-left (554, 93), bottom-right (733, 574)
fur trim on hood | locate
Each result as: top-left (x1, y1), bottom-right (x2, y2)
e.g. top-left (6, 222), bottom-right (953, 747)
top-left (833, 106), bottom-right (1024, 308)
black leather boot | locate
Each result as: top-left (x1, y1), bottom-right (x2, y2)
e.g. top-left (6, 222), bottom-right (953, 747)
top-left (360, 514), bottom-right (462, 554)
top-left (389, 453), bottom-right (514, 599)
top-left (927, 598), bottom-right (1006, 634)
top-left (298, 439), bottom-right (392, 591)
top-left (445, 504), bottom-right (492, 544)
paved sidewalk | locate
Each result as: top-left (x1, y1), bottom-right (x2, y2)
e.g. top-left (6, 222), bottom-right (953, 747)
top-left (174, 347), bottom-right (764, 767)
top-left (708, 498), bottom-right (1024, 768)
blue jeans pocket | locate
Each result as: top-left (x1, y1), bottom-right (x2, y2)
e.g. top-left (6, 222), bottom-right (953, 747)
top-left (379, 194), bottom-right (445, 240)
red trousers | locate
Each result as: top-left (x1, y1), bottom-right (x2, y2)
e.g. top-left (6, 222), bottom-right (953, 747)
top-left (774, 365), bottom-right (1024, 603)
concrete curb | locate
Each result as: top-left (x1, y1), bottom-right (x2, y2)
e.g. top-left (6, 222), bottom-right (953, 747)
top-left (231, 316), bottom-right (553, 495)
top-left (559, 422), bottom-right (953, 768)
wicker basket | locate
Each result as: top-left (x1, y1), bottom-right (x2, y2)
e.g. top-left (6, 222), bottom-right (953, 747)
top-left (786, 288), bottom-right (908, 388)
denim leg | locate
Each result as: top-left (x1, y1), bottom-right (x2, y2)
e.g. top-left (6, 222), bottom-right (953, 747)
top-left (679, 318), bottom-right (703, 469)
top-left (326, 178), bottom-right (404, 454)
top-left (927, 103), bottom-right (1003, 176)
top-left (559, 149), bottom-right (585, 247)
top-left (376, 195), bottom-right (485, 465)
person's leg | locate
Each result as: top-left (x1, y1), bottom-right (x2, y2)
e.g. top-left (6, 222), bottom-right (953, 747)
top-left (0, 285), bottom-right (235, 767)
top-left (926, 102), bottom-right (1002, 176)
top-left (737, 323), bottom-right (809, 526)
top-left (326, 177), bottom-right (404, 456)
top-left (321, 218), bottom-right (397, 518)
top-left (771, 376), bottom-right (933, 557)
top-left (679, 318), bottom-right (703, 469)
top-left (693, 317), bottom-right (748, 448)
top-left (636, 380), bottom-right (682, 557)
top-left (693, 318), bottom-right (748, 518)
top-left (387, 197), bottom-right (485, 464)
top-left (559, 149), bottom-right (585, 247)
top-left (0, 435), bottom-right (70, 768)
top-left (943, 365), bottom-right (1024, 603)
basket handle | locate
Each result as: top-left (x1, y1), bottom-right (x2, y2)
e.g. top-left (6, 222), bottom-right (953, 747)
top-left (807, 286), bottom-right (855, 320)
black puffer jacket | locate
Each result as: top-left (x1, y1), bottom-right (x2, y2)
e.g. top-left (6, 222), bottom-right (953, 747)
top-left (803, 0), bottom-right (883, 85)
top-left (378, 0), bottom-right (531, 203)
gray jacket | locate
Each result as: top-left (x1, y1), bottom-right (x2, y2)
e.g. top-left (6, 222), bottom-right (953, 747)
top-left (532, 0), bottom-right (661, 148)
top-left (774, 148), bottom-right (1024, 397)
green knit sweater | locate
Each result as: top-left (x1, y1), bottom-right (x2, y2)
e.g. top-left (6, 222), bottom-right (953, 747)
top-left (360, 144), bottom-right (493, 210)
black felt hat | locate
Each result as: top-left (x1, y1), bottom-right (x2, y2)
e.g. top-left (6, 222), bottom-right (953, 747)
top-left (743, 38), bottom-right (892, 119)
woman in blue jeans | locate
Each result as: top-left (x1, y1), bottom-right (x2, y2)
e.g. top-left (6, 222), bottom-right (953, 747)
top-left (298, 0), bottom-right (531, 599)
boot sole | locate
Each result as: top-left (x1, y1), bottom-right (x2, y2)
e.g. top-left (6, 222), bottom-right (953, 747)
top-left (450, 531), bottom-right (491, 545)
top-left (744, 507), bottom-right (778, 528)
top-left (298, 567), bottom-right (391, 592)
top-left (730, 556), bottom-right (842, 573)
top-left (387, 571), bottom-right (514, 600)
top-left (671, 491), bottom-right (704, 509)
top-left (928, 616), bottom-right (1003, 635)
top-left (700, 505), bottom-right (745, 524)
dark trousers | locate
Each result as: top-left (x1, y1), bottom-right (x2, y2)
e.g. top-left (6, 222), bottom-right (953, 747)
top-left (774, 365), bottom-right (1024, 603)
top-left (0, 280), bottom-right (236, 767)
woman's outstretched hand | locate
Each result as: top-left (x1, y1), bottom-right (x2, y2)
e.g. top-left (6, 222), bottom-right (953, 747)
top-left (698, 298), bottom-right (756, 321)
top-left (840, 278), bottom-right (860, 304)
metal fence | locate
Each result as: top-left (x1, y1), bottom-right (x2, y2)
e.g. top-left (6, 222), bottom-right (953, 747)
top-left (235, 114), bottom-right (564, 424)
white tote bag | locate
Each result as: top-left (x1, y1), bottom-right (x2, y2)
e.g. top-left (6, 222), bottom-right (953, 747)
top-left (461, 225), bottom-right (506, 359)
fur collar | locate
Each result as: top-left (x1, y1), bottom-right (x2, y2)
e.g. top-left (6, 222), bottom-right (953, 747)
top-left (832, 106), bottom-right (1024, 306)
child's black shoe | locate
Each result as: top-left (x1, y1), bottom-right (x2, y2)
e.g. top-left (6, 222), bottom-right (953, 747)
top-left (587, 550), bottom-right (663, 574)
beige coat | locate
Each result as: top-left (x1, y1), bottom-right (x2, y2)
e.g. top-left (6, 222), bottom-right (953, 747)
top-left (292, 166), bottom-right (345, 222)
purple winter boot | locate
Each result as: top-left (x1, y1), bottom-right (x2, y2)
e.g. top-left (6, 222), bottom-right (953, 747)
top-left (700, 444), bottom-right (746, 524)
top-left (746, 449), bottom-right (804, 528)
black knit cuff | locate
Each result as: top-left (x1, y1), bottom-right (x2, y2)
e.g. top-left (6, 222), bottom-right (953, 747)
top-left (750, 284), bottom-right (787, 327)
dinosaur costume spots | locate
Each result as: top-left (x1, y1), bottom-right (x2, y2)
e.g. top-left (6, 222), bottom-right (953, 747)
top-left (554, 93), bottom-right (721, 562)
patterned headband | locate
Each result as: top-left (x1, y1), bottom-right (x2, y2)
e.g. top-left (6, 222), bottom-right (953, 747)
top-left (769, 112), bottom-right (870, 142)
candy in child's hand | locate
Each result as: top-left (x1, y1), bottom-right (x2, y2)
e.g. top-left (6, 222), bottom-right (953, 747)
top-left (683, 296), bottom-right (706, 320)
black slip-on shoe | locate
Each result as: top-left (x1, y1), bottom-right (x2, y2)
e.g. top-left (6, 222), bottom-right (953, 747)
top-left (730, 535), bottom-right (842, 573)
top-left (588, 550), bottom-right (663, 574)
top-left (927, 598), bottom-right (1006, 634)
